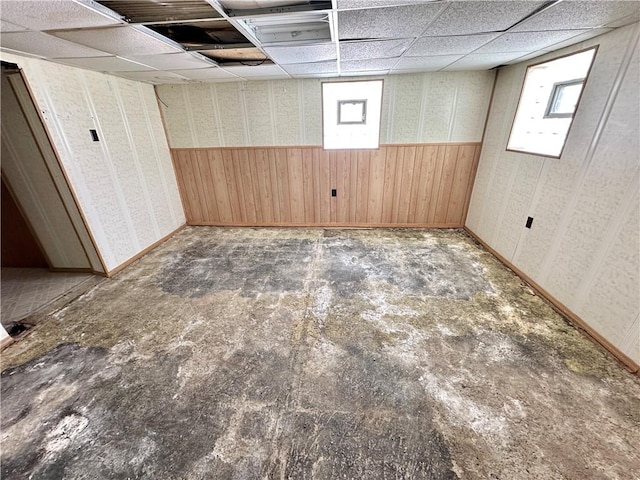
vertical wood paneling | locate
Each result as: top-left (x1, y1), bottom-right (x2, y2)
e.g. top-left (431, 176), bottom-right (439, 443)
top-left (172, 143), bottom-right (480, 226)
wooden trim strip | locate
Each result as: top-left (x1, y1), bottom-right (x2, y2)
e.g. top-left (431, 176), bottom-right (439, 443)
top-left (170, 142), bottom-right (482, 152)
top-left (1, 335), bottom-right (14, 351)
top-left (106, 224), bottom-right (186, 277)
top-left (465, 226), bottom-right (640, 374)
top-left (187, 222), bottom-right (464, 228)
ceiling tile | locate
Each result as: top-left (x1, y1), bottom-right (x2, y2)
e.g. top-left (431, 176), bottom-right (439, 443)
top-left (282, 61), bottom-right (338, 75)
top-left (540, 28), bottom-right (613, 52)
top-left (340, 58), bottom-right (398, 72)
top-left (393, 55), bottom-right (462, 71)
top-left (423, 1), bottom-right (545, 36)
top-left (340, 70), bottom-right (389, 77)
top-left (0, 31), bottom-right (112, 59)
top-left (338, 3), bottom-right (446, 40)
top-left (56, 56), bottom-right (156, 72)
top-left (264, 44), bottom-right (337, 65)
top-left (340, 39), bottom-right (412, 61)
top-left (444, 52), bottom-right (530, 71)
top-left (0, 0), bottom-right (122, 31)
top-left (405, 34), bottom-right (499, 57)
top-left (111, 71), bottom-right (189, 84)
top-left (338, 0), bottom-right (440, 9)
top-left (0, 19), bottom-right (27, 32)
top-left (511, 1), bottom-right (640, 32)
top-left (52, 26), bottom-right (182, 57)
top-left (125, 53), bottom-right (216, 70)
top-left (605, 13), bottom-right (640, 29)
top-left (474, 30), bottom-right (589, 54)
top-left (169, 68), bottom-right (242, 81)
top-left (223, 64), bottom-right (289, 78)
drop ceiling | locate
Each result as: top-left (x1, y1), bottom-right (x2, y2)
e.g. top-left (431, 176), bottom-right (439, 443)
top-left (0, 0), bottom-right (638, 84)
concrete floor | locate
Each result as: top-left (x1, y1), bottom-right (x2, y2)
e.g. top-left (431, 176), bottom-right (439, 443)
top-left (1, 227), bottom-right (639, 479)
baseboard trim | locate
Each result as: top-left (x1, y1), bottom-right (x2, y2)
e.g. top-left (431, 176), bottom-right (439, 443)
top-left (49, 267), bottom-right (94, 274)
top-left (106, 224), bottom-right (186, 277)
top-left (464, 226), bottom-right (639, 374)
top-left (1, 335), bottom-right (15, 350)
top-left (187, 222), bottom-right (464, 228)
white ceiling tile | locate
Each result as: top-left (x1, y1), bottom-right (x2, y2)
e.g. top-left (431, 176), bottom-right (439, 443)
top-left (340, 39), bottom-right (412, 61)
top-left (405, 34), bottom-right (499, 56)
top-left (223, 64), bottom-right (289, 78)
top-left (170, 68), bottom-right (242, 81)
top-left (56, 56), bottom-right (156, 72)
top-left (52, 26), bottom-right (182, 56)
top-left (125, 53), bottom-right (216, 70)
top-left (0, 31), bottom-right (112, 58)
top-left (340, 70), bottom-right (388, 77)
top-left (264, 44), bottom-right (337, 65)
top-left (540, 28), bottom-right (613, 52)
top-left (394, 55), bottom-right (462, 71)
top-left (423, 1), bottom-right (546, 36)
top-left (283, 61), bottom-right (338, 75)
top-left (338, 4), bottom-right (446, 39)
top-left (0, 0), bottom-right (122, 31)
top-left (340, 58), bottom-right (398, 71)
top-left (511, 1), bottom-right (640, 32)
top-left (444, 52), bottom-right (530, 70)
top-left (110, 71), bottom-right (189, 84)
top-left (474, 30), bottom-right (589, 54)
top-left (338, 0), bottom-right (439, 9)
top-left (0, 19), bottom-right (27, 32)
top-left (605, 13), bottom-right (640, 29)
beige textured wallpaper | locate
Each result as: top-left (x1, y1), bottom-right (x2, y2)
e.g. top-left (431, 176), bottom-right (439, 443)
top-left (156, 71), bottom-right (495, 148)
top-left (0, 52), bottom-right (185, 272)
top-left (466, 24), bottom-right (640, 364)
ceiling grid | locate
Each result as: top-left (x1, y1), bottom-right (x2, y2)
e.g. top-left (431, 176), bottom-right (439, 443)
top-left (0, 0), bottom-right (637, 83)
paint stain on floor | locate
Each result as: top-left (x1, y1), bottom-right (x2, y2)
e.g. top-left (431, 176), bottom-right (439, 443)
top-left (1, 228), bottom-right (639, 479)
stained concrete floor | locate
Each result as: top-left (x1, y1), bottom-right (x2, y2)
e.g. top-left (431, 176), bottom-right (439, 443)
top-left (1, 227), bottom-right (639, 479)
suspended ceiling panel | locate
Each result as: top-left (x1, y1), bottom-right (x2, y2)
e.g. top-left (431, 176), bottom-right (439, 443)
top-left (338, 4), bottom-right (446, 39)
top-left (52, 26), bottom-right (183, 56)
top-left (0, 0), bottom-right (638, 82)
top-left (473, 30), bottom-right (590, 54)
top-left (423, 1), bottom-right (546, 36)
top-left (340, 39), bottom-right (413, 61)
top-left (264, 43), bottom-right (336, 64)
top-left (405, 34), bottom-right (501, 57)
top-left (1, 31), bottom-right (112, 59)
top-left (0, 0), bottom-right (123, 30)
top-left (57, 56), bottom-right (157, 72)
top-left (511, 1), bottom-right (640, 31)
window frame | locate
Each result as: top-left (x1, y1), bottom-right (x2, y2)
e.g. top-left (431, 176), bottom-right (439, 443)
top-left (321, 79), bottom-right (384, 150)
top-left (505, 46), bottom-right (598, 159)
top-left (337, 99), bottom-right (367, 125)
top-left (543, 79), bottom-right (584, 119)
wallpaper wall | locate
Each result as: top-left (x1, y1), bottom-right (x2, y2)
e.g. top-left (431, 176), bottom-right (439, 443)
top-left (466, 24), bottom-right (640, 365)
top-left (0, 52), bottom-right (185, 272)
top-left (157, 71), bottom-right (495, 148)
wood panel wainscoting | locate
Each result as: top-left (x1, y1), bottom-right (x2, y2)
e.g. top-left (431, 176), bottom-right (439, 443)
top-left (171, 143), bottom-right (481, 227)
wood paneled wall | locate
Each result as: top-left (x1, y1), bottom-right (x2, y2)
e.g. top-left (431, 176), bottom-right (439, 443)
top-left (171, 143), bottom-right (481, 227)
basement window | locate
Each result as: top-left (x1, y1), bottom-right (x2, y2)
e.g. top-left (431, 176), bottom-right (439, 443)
top-left (507, 47), bottom-right (597, 158)
top-left (322, 80), bottom-right (383, 150)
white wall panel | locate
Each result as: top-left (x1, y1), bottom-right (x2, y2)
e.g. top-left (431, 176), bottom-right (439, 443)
top-left (466, 24), bottom-right (640, 365)
top-left (157, 71), bottom-right (495, 148)
top-left (0, 52), bottom-right (185, 272)
top-left (1, 74), bottom-right (91, 270)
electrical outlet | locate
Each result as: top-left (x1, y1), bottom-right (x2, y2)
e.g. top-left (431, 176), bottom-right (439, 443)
top-left (90, 129), bottom-right (99, 142)
top-left (526, 217), bottom-right (534, 229)
top-left (331, 189), bottom-right (337, 197)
